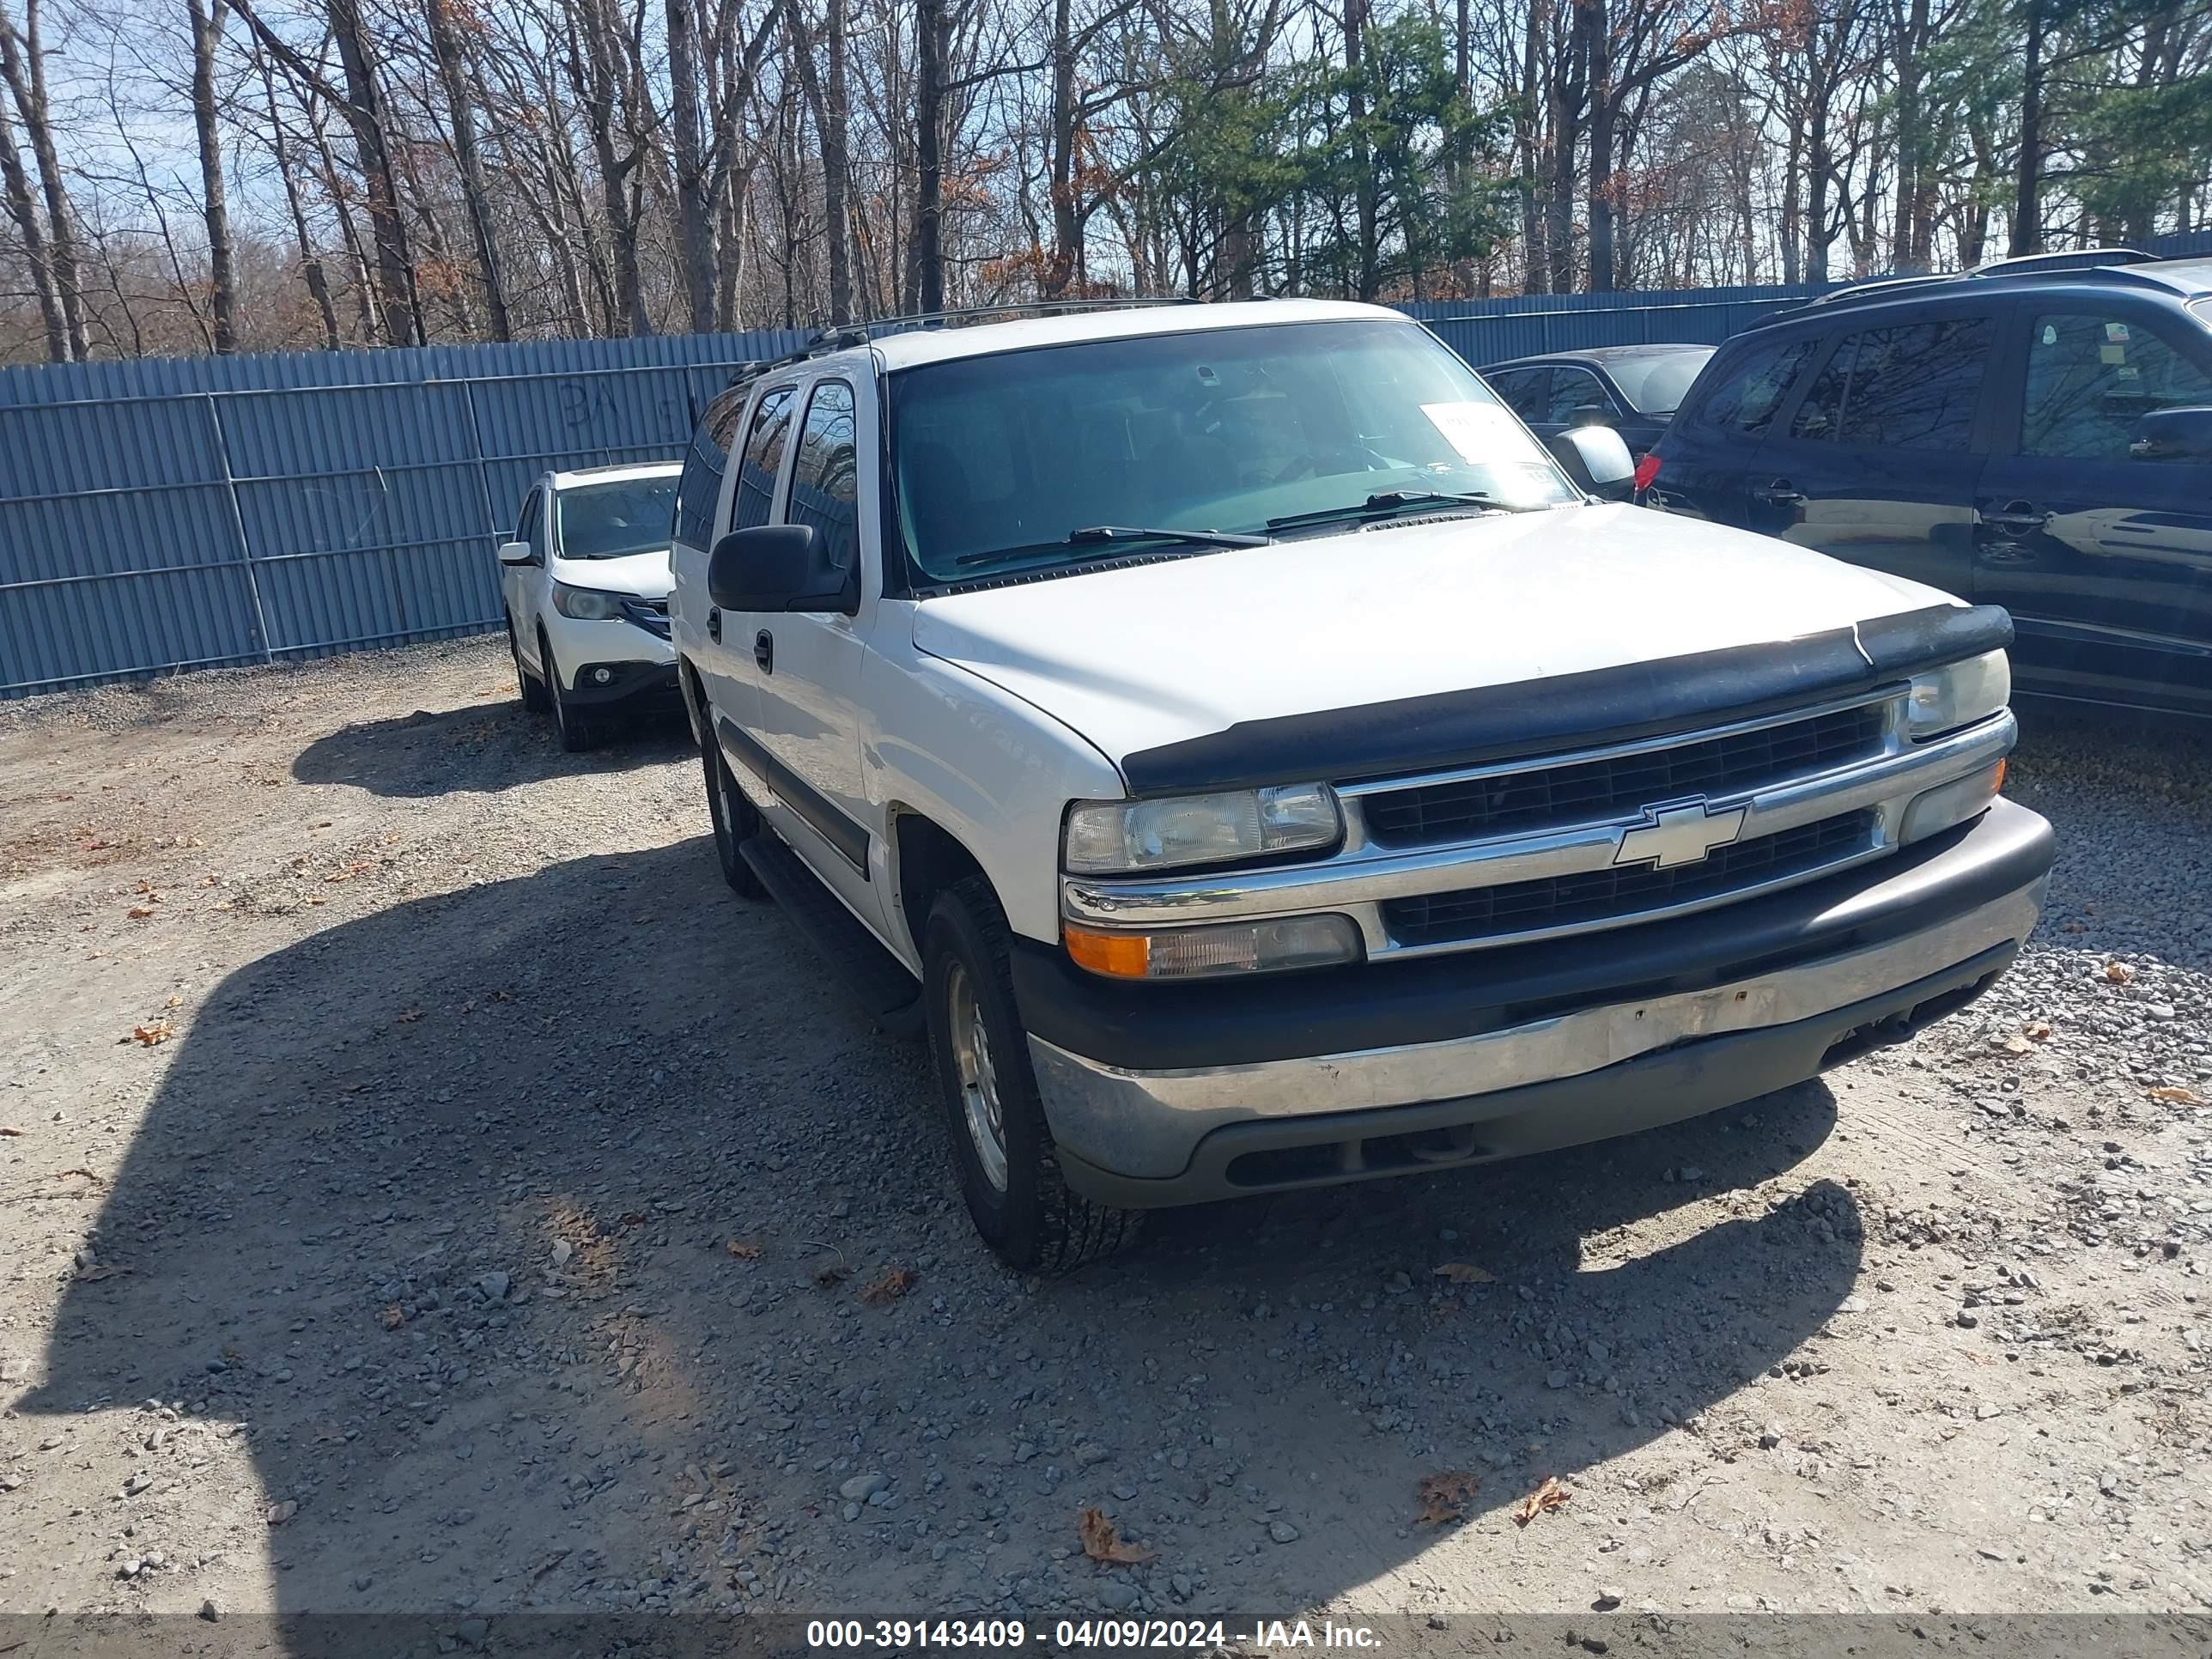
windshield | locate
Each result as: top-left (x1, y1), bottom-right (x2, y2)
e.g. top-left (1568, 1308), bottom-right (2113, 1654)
top-left (889, 319), bottom-right (1578, 582)
top-left (1602, 348), bottom-right (1715, 415)
top-left (555, 476), bottom-right (678, 560)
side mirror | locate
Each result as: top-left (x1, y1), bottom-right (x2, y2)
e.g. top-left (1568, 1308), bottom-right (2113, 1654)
top-left (708, 523), bottom-right (850, 612)
top-left (2130, 405), bottom-right (2212, 461)
top-left (1547, 425), bottom-right (1637, 501)
top-left (496, 538), bottom-right (537, 567)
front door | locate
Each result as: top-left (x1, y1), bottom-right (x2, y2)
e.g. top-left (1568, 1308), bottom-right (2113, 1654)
top-left (1743, 308), bottom-right (2000, 601)
top-left (1973, 301), bottom-right (2212, 718)
top-left (744, 374), bottom-right (882, 924)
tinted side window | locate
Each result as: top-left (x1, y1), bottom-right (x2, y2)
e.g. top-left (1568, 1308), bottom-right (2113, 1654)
top-left (1790, 318), bottom-right (1990, 449)
top-left (1546, 367), bottom-right (1616, 422)
top-left (1692, 337), bottom-right (1815, 437)
top-left (674, 388), bottom-right (747, 551)
top-left (732, 386), bottom-right (798, 530)
top-left (2021, 311), bottom-right (2212, 462)
top-left (1486, 369), bottom-right (1549, 422)
top-left (786, 380), bottom-right (859, 574)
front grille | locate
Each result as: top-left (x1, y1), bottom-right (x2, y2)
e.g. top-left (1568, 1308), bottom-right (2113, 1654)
top-left (1360, 702), bottom-right (1886, 848)
top-left (1382, 811), bottom-right (1875, 948)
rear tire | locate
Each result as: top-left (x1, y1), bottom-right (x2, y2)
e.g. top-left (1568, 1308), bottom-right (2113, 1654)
top-left (540, 629), bottom-right (590, 752)
top-left (702, 730), bottom-right (769, 899)
top-left (925, 875), bottom-right (1139, 1272)
top-left (508, 614), bottom-right (549, 713)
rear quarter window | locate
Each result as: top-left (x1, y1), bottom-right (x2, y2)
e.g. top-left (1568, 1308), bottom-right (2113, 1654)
top-left (1690, 335), bottom-right (1818, 438)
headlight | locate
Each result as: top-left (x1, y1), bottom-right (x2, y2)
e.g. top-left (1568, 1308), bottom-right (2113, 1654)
top-left (551, 582), bottom-right (629, 622)
top-left (1905, 649), bottom-right (2009, 739)
top-left (1063, 784), bottom-right (1341, 874)
top-left (1064, 914), bottom-right (1363, 979)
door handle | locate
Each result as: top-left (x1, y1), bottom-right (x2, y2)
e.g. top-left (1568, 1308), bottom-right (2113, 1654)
top-left (755, 630), bottom-right (774, 674)
top-left (1753, 479), bottom-right (1805, 507)
top-left (707, 607), bottom-right (722, 643)
top-left (1981, 502), bottom-right (2051, 537)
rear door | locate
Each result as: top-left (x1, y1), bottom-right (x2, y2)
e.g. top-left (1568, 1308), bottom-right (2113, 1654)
top-left (670, 387), bottom-right (746, 702)
top-left (1741, 306), bottom-right (2001, 599)
top-left (1484, 368), bottom-right (1553, 436)
top-left (1974, 300), bottom-right (2212, 717)
top-left (697, 380), bottom-right (800, 745)
top-left (1644, 330), bottom-right (1822, 526)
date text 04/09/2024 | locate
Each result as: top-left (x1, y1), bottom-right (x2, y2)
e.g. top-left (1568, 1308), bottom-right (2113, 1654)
top-left (804, 1619), bottom-right (1383, 1650)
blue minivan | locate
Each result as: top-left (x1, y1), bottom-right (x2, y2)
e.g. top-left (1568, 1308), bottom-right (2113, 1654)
top-left (1644, 251), bottom-right (2212, 722)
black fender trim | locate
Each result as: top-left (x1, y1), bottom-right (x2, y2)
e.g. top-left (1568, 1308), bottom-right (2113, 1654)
top-left (1117, 603), bottom-right (2014, 796)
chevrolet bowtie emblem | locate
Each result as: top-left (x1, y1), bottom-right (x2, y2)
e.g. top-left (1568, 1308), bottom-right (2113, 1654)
top-left (1613, 799), bottom-right (1747, 869)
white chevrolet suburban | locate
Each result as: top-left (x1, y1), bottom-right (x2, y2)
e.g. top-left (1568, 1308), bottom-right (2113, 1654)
top-left (667, 300), bottom-right (2053, 1271)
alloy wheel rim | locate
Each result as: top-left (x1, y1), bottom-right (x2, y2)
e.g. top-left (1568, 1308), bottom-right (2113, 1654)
top-left (946, 960), bottom-right (1008, 1192)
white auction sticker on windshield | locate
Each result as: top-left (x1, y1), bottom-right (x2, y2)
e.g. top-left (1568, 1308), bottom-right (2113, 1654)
top-left (1420, 401), bottom-right (1521, 463)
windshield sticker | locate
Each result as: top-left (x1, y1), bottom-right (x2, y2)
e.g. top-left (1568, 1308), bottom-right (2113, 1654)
top-left (1420, 401), bottom-right (1523, 464)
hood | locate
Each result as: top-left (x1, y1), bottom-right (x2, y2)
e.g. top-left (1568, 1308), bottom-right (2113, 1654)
top-left (549, 546), bottom-right (673, 601)
top-left (910, 503), bottom-right (1958, 775)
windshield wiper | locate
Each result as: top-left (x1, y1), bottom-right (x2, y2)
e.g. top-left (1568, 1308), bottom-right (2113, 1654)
top-left (1267, 489), bottom-right (1510, 532)
top-left (953, 525), bottom-right (1268, 568)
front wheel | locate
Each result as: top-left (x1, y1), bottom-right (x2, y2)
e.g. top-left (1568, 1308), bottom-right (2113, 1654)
top-left (925, 876), bottom-right (1138, 1272)
top-left (540, 630), bottom-right (590, 753)
top-left (507, 614), bottom-right (549, 713)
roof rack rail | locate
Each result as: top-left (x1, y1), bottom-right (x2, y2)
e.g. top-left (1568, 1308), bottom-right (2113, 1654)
top-left (1797, 273), bottom-right (1956, 311)
top-left (1968, 246), bottom-right (2155, 276)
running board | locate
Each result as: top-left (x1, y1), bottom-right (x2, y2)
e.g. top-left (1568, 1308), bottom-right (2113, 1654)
top-left (739, 834), bottom-right (924, 1037)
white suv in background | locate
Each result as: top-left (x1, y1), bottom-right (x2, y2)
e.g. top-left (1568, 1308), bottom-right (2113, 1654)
top-left (498, 461), bottom-right (684, 750)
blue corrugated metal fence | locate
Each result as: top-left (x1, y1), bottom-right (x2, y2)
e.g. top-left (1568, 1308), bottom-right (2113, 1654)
top-left (5, 230), bottom-right (2209, 699)
top-left (1, 330), bottom-right (808, 696)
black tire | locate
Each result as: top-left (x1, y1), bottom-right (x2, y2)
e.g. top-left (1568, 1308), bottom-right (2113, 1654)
top-left (925, 875), bottom-right (1139, 1272)
top-left (540, 629), bottom-right (590, 752)
top-left (508, 614), bottom-right (549, 713)
top-left (701, 731), bottom-right (769, 899)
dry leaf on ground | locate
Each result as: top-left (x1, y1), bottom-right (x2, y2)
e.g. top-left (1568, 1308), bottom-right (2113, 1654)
top-left (860, 1267), bottom-right (917, 1305)
top-left (395, 1007), bottom-right (422, 1024)
top-left (125, 905), bottom-right (155, 920)
top-left (1078, 1506), bottom-right (1156, 1565)
top-left (0, 1127), bottom-right (23, 1137)
top-left (726, 1240), bottom-right (762, 1260)
top-left (2023, 1019), bottom-right (2052, 1041)
top-left (127, 1020), bottom-right (174, 1046)
top-left (379, 1304), bottom-right (406, 1329)
top-left (1996, 1032), bottom-right (2035, 1055)
top-left (2148, 1085), bottom-right (2203, 1104)
top-left (1432, 1262), bottom-right (1497, 1285)
top-left (1511, 1475), bottom-right (1572, 1527)
top-left (2105, 961), bottom-right (2135, 983)
top-left (1415, 1471), bottom-right (1480, 1525)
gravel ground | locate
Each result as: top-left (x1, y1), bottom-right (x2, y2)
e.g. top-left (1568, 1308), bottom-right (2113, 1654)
top-left (1, 640), bottom-right (2209, 1646)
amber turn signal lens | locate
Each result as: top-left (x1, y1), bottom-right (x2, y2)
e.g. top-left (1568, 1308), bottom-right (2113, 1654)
top-left (1063, 924), bottom-right (1151, 979)
top-left (1992, 757), bottom-right (2007, 793)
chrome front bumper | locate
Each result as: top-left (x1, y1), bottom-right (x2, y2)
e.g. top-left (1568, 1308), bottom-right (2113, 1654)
top-left (1024, 801), bottom-right (2051, 1206)
top-left (1062, 696), bottom-right (2016, 961)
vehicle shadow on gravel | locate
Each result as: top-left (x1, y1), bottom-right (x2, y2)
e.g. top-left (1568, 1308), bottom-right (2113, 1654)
top-left (18, 833), bottom-right (1862, 1634)
top-left (292, 700), bottom-right (692, 798)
